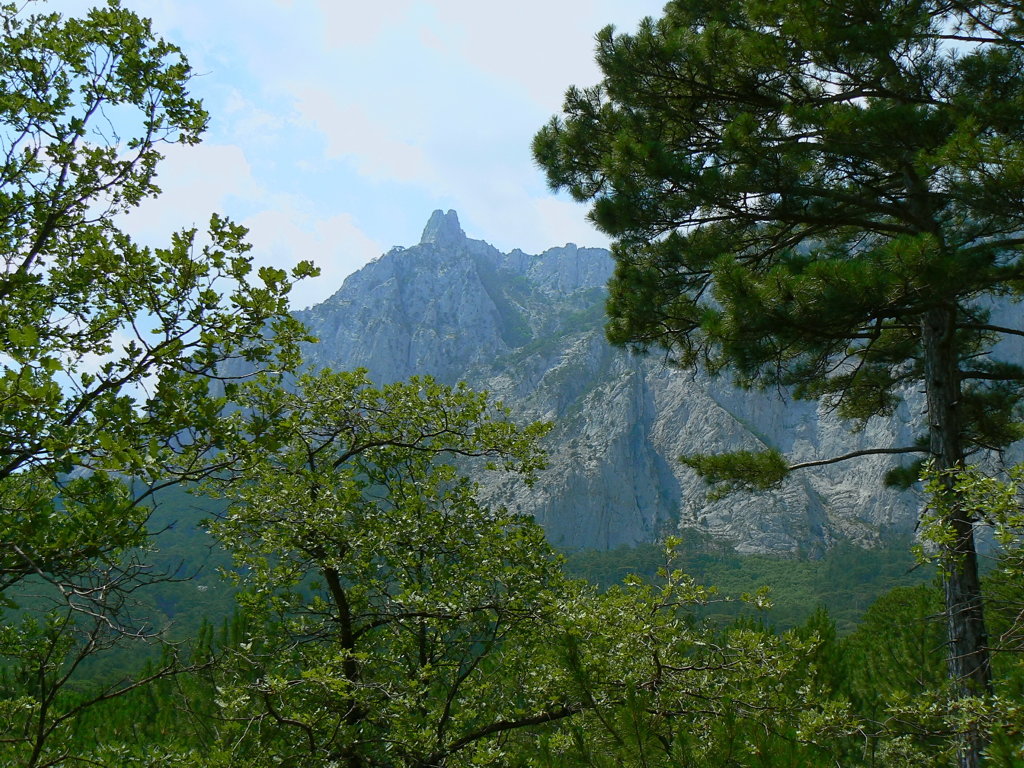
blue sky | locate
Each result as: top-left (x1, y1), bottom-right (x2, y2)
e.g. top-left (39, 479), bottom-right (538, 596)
top-left (48, 0), bottom-right (667, 308)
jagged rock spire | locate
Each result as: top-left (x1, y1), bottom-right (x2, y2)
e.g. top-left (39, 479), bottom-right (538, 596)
top-left (420, 209), bottom-right (465, 247)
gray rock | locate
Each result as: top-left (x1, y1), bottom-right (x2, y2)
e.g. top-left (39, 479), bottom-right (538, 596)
top-left (420, 209), bottom-right (465, 248)
top-left (295, 210), bottom-right (927, 553)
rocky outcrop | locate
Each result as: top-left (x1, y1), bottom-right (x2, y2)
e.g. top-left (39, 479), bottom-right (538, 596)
top-left (296, 210), bottom-right (923, 553)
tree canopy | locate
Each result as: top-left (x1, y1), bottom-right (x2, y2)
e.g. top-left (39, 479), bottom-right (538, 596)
top-left (0, 3), bottom-right (311, 764)
top-left (535, 0), bottom-right (1024, 454)
top-left (0, 0), bottom-right (312, 600)
top-left (534, 1), bottom-right (1024, 763)
top-left (200, 369), bottom-right (575, 768)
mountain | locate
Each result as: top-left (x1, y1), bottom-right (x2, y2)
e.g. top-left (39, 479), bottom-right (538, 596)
top-left (294, 210), bottom-right (921, 554)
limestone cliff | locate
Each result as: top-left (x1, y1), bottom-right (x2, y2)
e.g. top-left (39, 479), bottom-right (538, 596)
top-left (296, 211), bottom-right (922, 553)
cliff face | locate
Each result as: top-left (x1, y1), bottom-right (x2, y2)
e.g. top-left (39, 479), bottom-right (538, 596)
top-left (296, 210), bottom-right (921, 553)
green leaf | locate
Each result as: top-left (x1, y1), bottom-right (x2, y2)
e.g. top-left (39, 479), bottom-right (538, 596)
top-left (7, 325), bottom-right (38, 347)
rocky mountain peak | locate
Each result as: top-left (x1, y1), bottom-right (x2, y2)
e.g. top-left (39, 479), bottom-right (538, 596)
top-left (293, 213), bottom-right (924, 553)
top-left (420, 209), bottom-right (465, 247)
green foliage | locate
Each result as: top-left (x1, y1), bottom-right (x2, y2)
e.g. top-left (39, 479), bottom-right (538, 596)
top-left (555, 466), bottom-right (1024, 767)
top-left (8, 1), bottom-right (1024, 765)
top-left (885, 458), bottom-right (927, 490)
top-left (0, 3), bottom-right (311, 765)
top-left (840, 584), bottom-right (947, 719)
top-left (919, 462), bottom-right (1024, 555)
top-left (565, 536), bottom-right (931, 634)
top-left (196, 369), bottom-right (576, 767)
top-left (535, 3), bottom-right (1024, 751)
top-left (533, 0), bottom-right (1024, 480)
top-left (681, 448), bottom-right (789, 499)
top-left (0, 0), bottom-right (313, 598)
top-left (828, 464), bottom-right (1024, 766)
top-left (520, 560), bottom-right (849, 768)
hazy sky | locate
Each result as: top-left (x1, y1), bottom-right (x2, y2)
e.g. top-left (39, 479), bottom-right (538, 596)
top-left (47, 0), bottom-right (667, 308)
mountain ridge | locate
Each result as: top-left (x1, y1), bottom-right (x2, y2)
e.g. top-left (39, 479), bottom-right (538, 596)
top-left (295, 210), bottom-right (921, 553)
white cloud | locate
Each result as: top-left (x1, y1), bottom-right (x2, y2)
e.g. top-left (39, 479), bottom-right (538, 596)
top-left (310, 0), bottom-right (667, 112)
top-left (45, 0), bottom-right (671, 298)
top-left (408, 1), bottom-right (616, 110)
top-left (220, 89), bottom-right (291, 146)
top-left (449, 189), bottom-right (605, 258)
top-left (532, 195), bottom-right (608, 250)
top-left (117, 140), bottom-right (382, 309)
top-left (121, 142), bottom-right (262, 241)
top-left (292, 87), bottom-right (438, 186)
top-left (317, 0), bottom-right (417, 48)
top-left (242, 208), bottom-right (383, 309)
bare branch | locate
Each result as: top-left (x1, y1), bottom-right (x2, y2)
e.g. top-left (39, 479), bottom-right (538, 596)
top-left (789, 446), bottom-right (926, 472)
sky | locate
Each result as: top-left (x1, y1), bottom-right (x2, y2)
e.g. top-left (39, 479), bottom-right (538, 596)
top-left (47, 0), bottom-right (668, 309)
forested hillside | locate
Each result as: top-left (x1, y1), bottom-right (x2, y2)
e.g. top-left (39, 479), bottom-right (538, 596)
top-left (3, 1), bottom-right (1024, 767)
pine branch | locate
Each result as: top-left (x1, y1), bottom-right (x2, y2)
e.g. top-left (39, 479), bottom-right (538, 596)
top-left (789, 446), bottom-right (926, 471)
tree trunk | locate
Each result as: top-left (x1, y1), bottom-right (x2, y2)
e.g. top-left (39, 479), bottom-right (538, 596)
top-left (323, 565), bottom-right (368, 768)
top-left (922, 305), bottom-right (992, 768)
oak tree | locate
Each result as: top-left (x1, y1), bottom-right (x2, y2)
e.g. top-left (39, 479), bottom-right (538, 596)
top-left (202, 369), bottom-right (578, 768)
top-left (0, 2), bottom-right (311, 765)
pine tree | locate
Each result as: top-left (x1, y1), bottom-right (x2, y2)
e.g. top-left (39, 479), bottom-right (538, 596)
top-left (534, 2), bottom-right (1024, 764)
